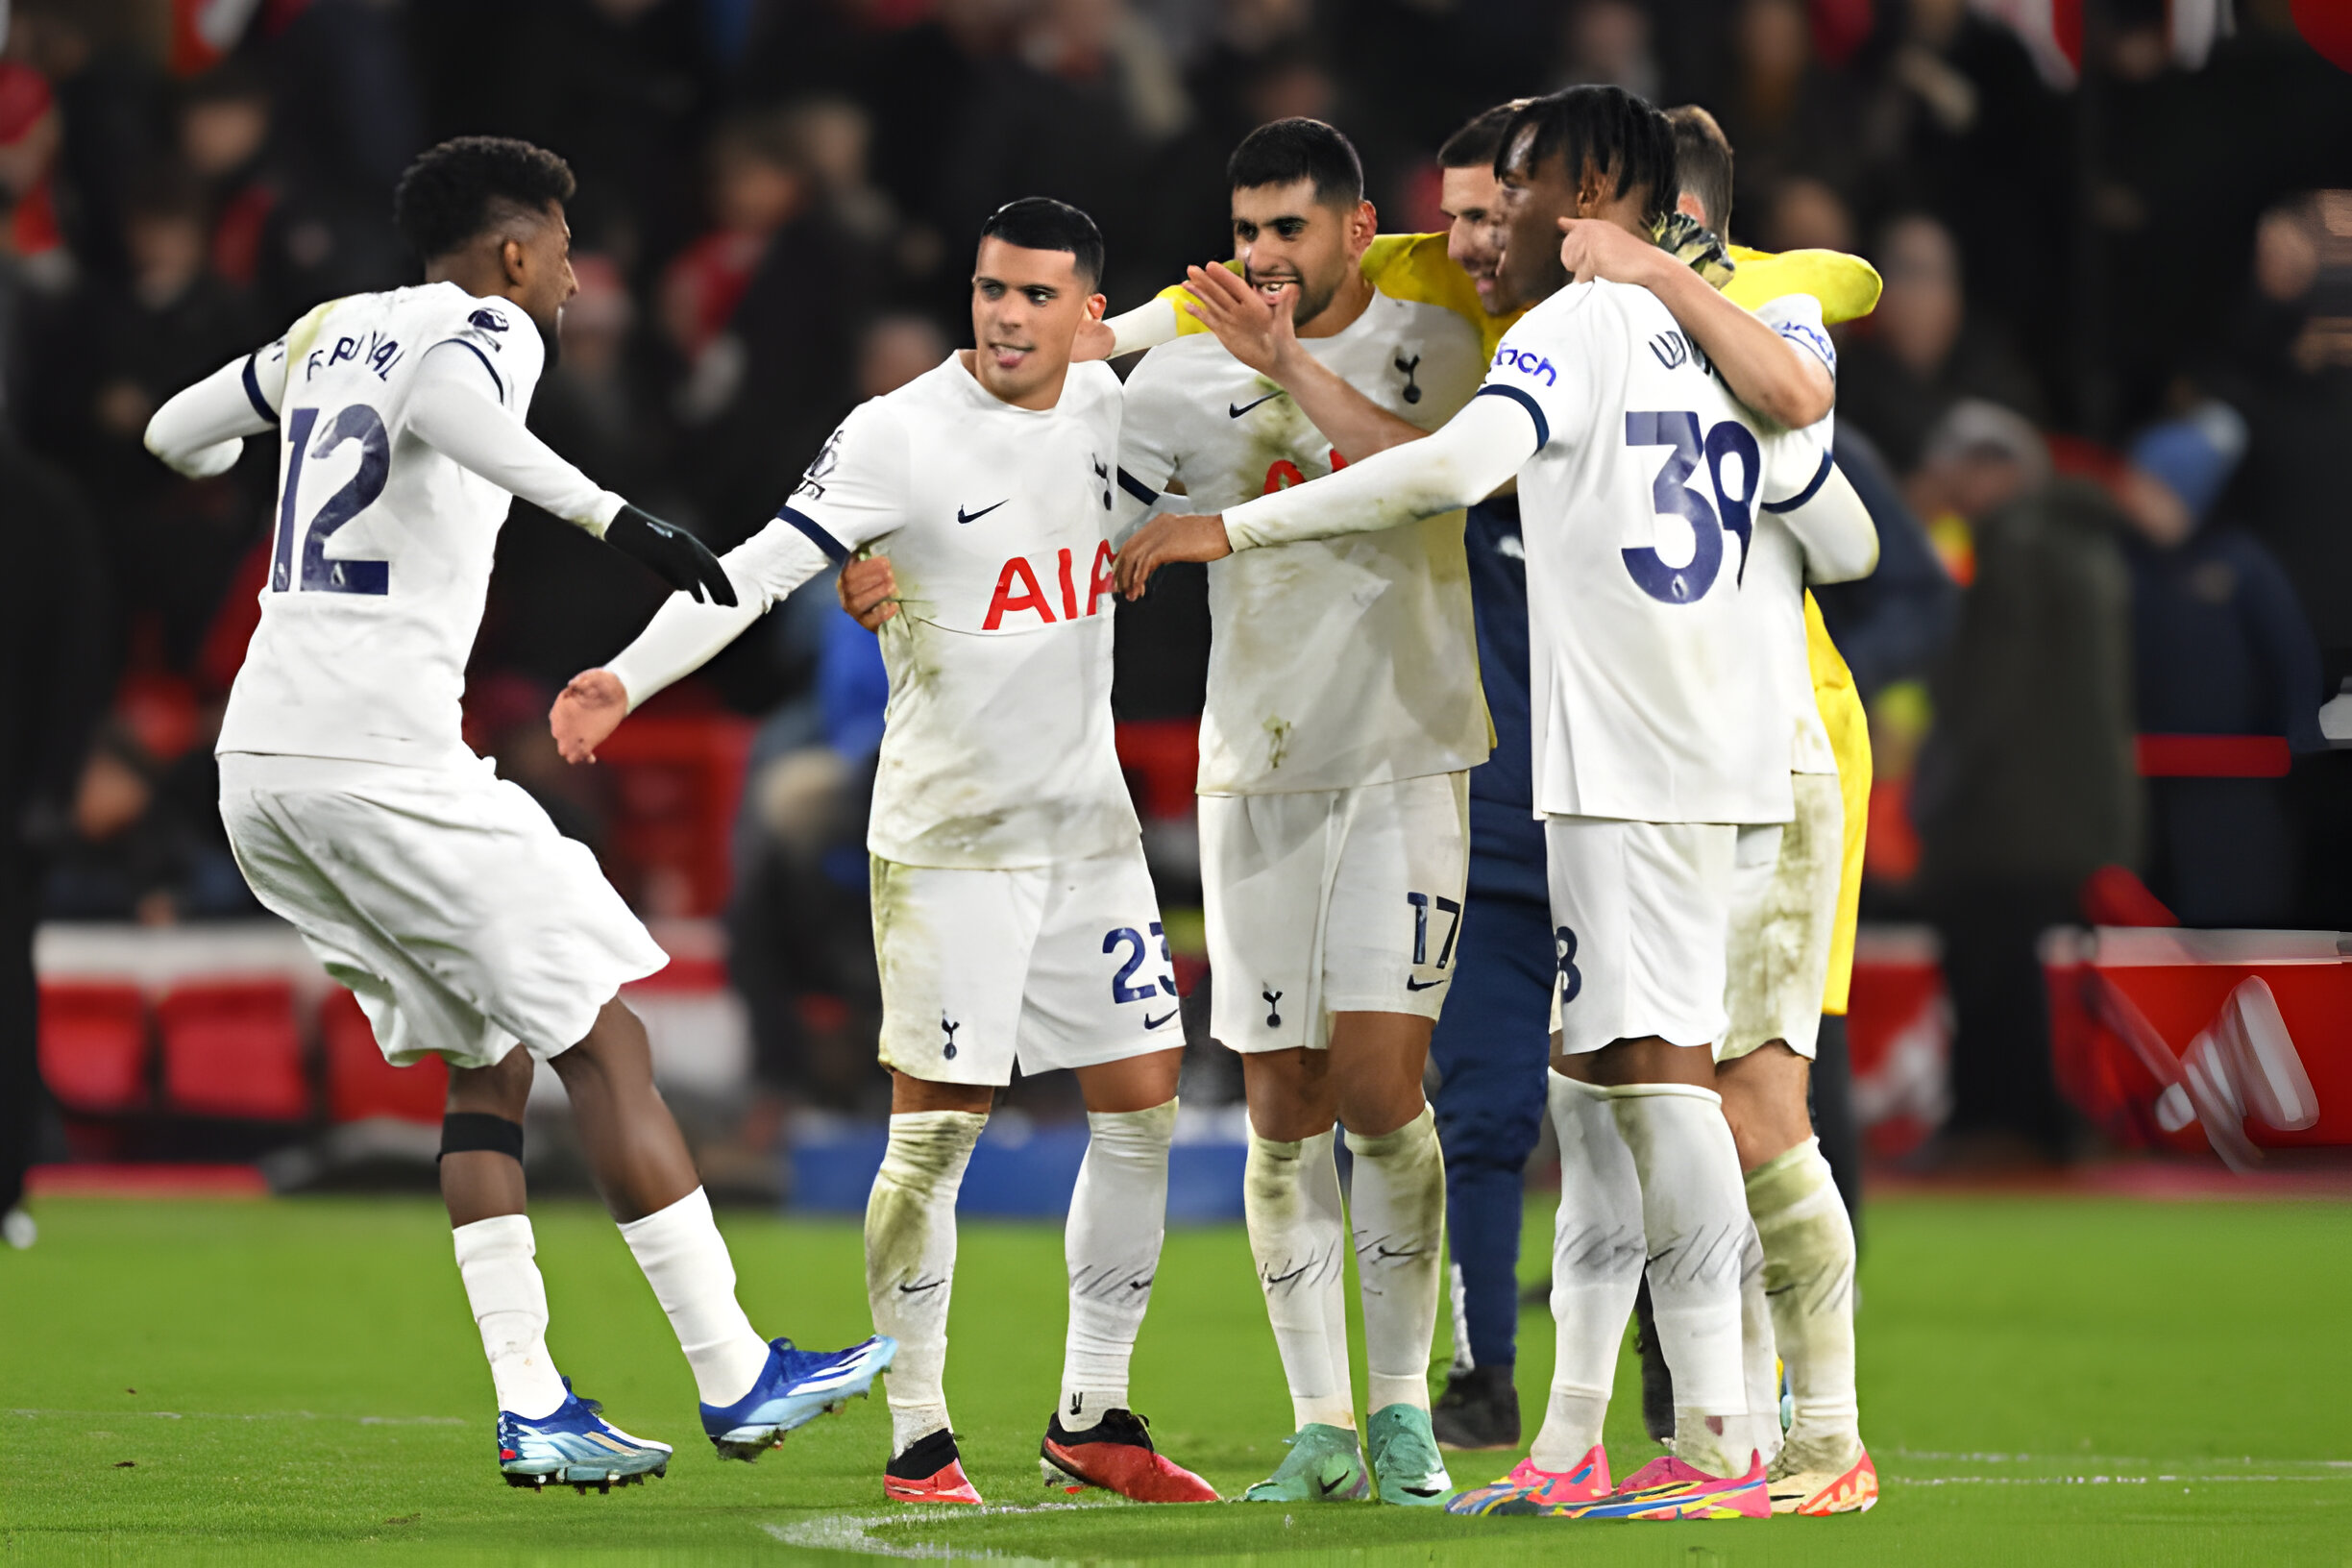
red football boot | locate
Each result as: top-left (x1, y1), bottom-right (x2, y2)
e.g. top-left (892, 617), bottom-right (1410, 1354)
top-left (884, 1429), bottom-right (984, 1505)
top-left (1041, 1408), bottom-right (1218, 1503)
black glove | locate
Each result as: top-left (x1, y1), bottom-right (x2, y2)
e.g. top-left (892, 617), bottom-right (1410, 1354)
top-left (604, 504), bottom-right (738, 606)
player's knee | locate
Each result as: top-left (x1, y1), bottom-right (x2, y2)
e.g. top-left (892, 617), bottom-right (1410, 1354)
top-left (551, 997), bottom-right (654, 1085)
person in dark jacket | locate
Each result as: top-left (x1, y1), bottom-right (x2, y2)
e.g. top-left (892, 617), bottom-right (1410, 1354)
top-left (1913, 402), bottom-right (2139, 1164)
top-left (2119, 402), bottom-right (2321, 928)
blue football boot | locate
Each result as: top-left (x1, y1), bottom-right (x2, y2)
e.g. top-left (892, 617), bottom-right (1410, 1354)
top-left (499, 1380), bottom-right (672, 1491)
top-left (701, 1335), bottom-right (897, 1460)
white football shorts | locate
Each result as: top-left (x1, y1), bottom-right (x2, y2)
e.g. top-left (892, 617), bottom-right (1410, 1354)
top-left (1201, 772), bottom-right (1470, 1053)
top-left (1544, 814), bottom-right (1739, 1057)
top-left (871, 844), bottom-right (1180, 1087)
top-left (1720, 772), bottom-right (1844, 1063)
top-left (218, 752), bottom-right (669, 1071)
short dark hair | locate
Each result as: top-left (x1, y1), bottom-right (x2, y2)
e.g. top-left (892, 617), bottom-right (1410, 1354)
top-left (978, 196), bottom-right (1105, 287)
top-left (1499, 86), bottom-right (1677, 230)
top-left (1666, 105), bottom-right (1734, 234)
top-left (393, 135), bottom-right (576, 265)
top-left (1228, 118), bottom-right (1363, 207)
top-left (1437, 101), bottom-right (1530, 171)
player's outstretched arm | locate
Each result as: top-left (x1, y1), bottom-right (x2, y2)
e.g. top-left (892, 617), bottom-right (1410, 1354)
top-left (1180, 263), bottom-right (1427, 460)
top-left (1559, 218), bottom-right (1833, 429)
top-left (404, 346), bottom-right (736, 604)
top-left (1115, 390), bottom-right (1536, 598)
top-left (144, 353), bottom-right (280, 478)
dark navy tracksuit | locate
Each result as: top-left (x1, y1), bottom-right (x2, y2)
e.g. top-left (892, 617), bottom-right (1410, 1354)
top-left (1430, 495), bottom-right (1555, 1374)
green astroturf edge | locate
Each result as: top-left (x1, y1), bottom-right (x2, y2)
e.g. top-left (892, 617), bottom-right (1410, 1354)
top-left (2, 1194), bottom-right (2346, 1567)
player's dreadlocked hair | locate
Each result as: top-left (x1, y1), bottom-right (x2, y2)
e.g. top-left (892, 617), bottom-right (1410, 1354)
top-left (979, 197), bottom-right (1106, 287)
top-left (1228, 118), bottom-right (1363, 207)
top-left (1497, 86), bottom-right (1677, 231)
top-left (393, 136), bottom-right (576, 265)
top-left (1436, 100), bottom-right (1531, 171)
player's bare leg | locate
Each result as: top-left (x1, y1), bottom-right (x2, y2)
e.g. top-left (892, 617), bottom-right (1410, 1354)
top-left (867, 1069), bottom-right (992, 1503)
top-left (441, 1041), bottom-right (674, 1488)
top-left (1241, 1012), bottom-right (1451, 1505)
top-left (1036, 1047), bottom-right (1217, 1502)
top-left (1717, 1041), bottom-right (1873, 1513)
top-left (560, 998), bottom-right (894, 1460)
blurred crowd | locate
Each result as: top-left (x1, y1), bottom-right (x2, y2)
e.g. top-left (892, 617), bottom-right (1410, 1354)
top-left (5, 0), bottom-right (2352, 1134)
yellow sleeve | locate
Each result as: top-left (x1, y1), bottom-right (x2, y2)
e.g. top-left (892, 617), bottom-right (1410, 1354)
top-left (1807, 591), bottom-right (1872, 1015)
top-left (1724, 246), bottom-right (1882, 325)
top-left (1155, 234), bottom-right (1523, 355)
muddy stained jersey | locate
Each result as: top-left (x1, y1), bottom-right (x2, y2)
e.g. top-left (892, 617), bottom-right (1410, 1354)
top-left (768, 355), bottom-right (1139, 870)
top-left (1480, 279), bottom-right (1834, 826)
top-left (216, 282), bottom-right (557, 769)
top-left (1118, 290), bottom-right (1490, 796)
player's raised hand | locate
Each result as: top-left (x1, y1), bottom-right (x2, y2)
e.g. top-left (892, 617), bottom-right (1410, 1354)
top-left (1557, 216), bottom-right (1670, 289)
top-left (550, 669), bottom-right (629, 765)
top-left (837, 554), bottom-right (900, 629)
top-left (1180, 262), bottom-right (1297, 380)
top-left (604, 504), bottom-right (739, 606)
top-left (1115, 512), bottom-right (1232, 599)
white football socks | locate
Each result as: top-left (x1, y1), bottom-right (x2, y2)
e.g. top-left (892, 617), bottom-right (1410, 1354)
top-left (452, 1213), bottom-right (568, 1420)
top-left (1529, 1075), bottom-right (1644, 1471)
top-left (1346, 1104), bottom-right (1446, 1414)
top-left (1732, 1208), bottom-right (1782, 1475)
top-left (1244, 1126), bottom-right (1355, 1432)
top-left (1748, 1137), bottom-right (1862, 1471)
top-left (866, 1110), bottom-right (984, 1454)
top-left (1611, 1083), bottom-right (1753, 1478)
top-left (1060, 1099), bottom-right (1177, 1427)
top-left (616, 1186), bottom-right (772, 1409)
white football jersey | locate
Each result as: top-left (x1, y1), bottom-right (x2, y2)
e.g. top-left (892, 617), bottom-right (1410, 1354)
top-left (1480, 279), bottom-right (1834, 825)
top-left (761, 355), bottom-right (1139, 870)
top-left (217, 282), bottom-right (548, 768)
top-left (1741, 293), bottom-right (1840, 778)
top-left (1118, 290), bottom-right (1489, 796)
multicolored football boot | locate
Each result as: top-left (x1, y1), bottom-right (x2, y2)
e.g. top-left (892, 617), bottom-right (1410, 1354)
top-left (499, 1381), bottom-right (671, 1491)
top-left (1554, 1451), bottom-right (1769, 1520)
top-left (1040, 1407), bottom-right (1218, 1502)
top-left (1444, 1447), bottom-right (1613, 1515)
top-left (1240, 1422), bottom-right (1371, 1503)
top-left (1365, 1404), bottom-right (1453, 1506)
top-left (886, 1428), bottom-right (984, 1505)
top-left (700, 1335), bottom-right (895, 1460)
top-left (1769, 1445), bottom-right (1878, 1515)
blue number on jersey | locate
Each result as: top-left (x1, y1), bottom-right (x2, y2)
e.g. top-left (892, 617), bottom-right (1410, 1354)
top-left (1622, 411), bottom-right (1762, 605)
top-left (271, 404), bottom-right (392, 596)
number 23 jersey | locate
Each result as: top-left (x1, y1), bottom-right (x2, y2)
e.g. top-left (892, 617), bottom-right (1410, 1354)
top-left (217, 282), bottom-right (550, 769)
top-left (1481, 279), bottom-right (1833, 827)
top-left (777, 355), bottom-right (1139, 870)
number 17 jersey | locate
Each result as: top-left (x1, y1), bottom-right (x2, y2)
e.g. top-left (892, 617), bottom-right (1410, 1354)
top-left (217, 282), bottom-right (550, 770)
top-left (1479, 279), bottom-right (1833, 826)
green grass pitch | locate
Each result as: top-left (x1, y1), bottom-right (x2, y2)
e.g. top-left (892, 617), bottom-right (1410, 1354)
top-left (4, 1192), bottom-right (2348, 1566)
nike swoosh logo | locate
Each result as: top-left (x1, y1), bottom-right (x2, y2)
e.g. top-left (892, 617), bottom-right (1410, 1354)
top-left (1405, 977), bottom-right (1445, 992)
top-left (1264, 1263), bottom-right (1310, 1286)
top-left (1317, 1476), bottom-right (1346, 1496)
top-left (896, 1280), bottom-right (944, 1294)
top-left (1143, 1009), bottom-right (1177, 1030)
top-left (1229, 392), bottom-right (1283, 419)
top-left (956, 500), bottom-right (1009, 525)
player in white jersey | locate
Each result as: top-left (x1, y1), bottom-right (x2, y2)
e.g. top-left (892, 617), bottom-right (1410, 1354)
top-left (1116, 87), bottom-right (1878, 1521)
top-left (549, 199), bottom-right (1216, 1508)
top-left (140, 137), bottom-right (893, 1488)
top-left (1110, 120), bottom-right (1486, 1507)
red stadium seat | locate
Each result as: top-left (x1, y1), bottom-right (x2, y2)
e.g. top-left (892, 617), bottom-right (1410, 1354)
top-left (158, 978), bottom-right (310, 1121)
top-left (320, 989), bottom-right (446, 1124)
top-left (37, 981), bottom-right (149, 1114)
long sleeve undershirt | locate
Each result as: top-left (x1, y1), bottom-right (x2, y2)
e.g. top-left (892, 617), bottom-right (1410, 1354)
top-left (606, 527), bottom-right (836, 711)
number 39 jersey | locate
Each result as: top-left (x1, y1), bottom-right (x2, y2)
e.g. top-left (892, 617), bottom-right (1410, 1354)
top-left (766, 354), bottom-right (1139, 870)
top-left (1480, 279), bottom-right (1833, 826)
top-left (217, 282), bottom-right (549, 769)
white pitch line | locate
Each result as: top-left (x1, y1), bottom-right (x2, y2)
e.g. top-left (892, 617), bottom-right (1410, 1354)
top-left (9, 1408), bottom-right (465, 1426)
top-left (1896, 1474), bottom-right (2352, 1487)
top-left (764, 1504), bottom-right (1086, 1563)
